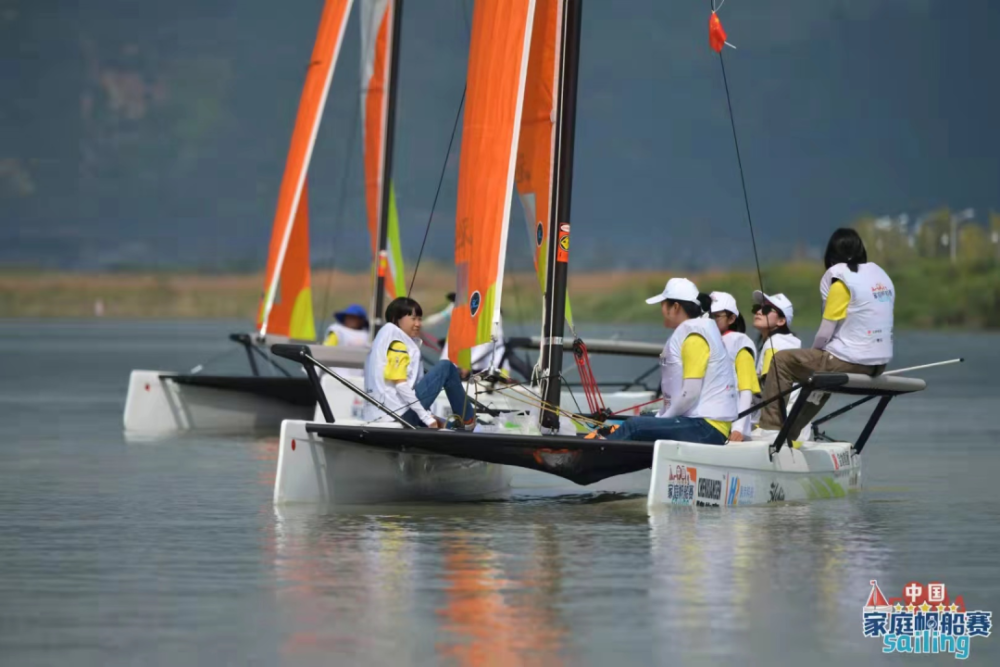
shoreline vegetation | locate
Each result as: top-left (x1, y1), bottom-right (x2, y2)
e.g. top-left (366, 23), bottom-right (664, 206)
top-left (2, 258), bottom-right (998, 329)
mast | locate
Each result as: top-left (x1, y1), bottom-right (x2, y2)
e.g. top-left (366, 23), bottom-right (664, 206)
top-left (370, 0), bottom-right (404, 333)
top-left (538, 0), bottom-right (581, 431)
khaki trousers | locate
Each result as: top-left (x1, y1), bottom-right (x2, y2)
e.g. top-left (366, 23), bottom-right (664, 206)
top-left (758, 349), bottom-right (876, 434)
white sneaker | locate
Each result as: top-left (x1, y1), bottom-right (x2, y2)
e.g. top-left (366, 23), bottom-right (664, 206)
top-left (749, 427), bottom-right (781, 442)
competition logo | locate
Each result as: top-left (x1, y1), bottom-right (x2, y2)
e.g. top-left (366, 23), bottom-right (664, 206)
top-left (469, 291), bottom-right (482, 318)
top-left (871, 282), bottom-right (894, 303)
top-left (666, 465), bottom-right (697, 503)
top-left (862, 580), bottom-right (991, 659)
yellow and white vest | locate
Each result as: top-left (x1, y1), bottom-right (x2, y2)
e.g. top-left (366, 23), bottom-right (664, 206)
top-left (755, 332), bottom-right (802, 376)
top-left (325, 322), bottom-right (370, 348)
top-left (820, 262), bottom-right (895, 366)
top-left (721, 331), bottom-right (756, 366)
top-left (362, 323), bottom-right (424, 422)
top-left (658, 318), bottom-right (737, 421)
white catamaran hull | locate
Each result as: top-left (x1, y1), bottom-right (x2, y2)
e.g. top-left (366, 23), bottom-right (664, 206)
top-left (647, 439), bottom-right (861, 508)
top-left (274, 419), bottom-right (514, 505)
top-left (124, 370), bottom-right (315, 436)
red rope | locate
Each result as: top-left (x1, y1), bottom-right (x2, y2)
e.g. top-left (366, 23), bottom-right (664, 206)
top-left (611, 397), bottom-right (664, 416)
top-left (572, 339), bottom-right (606, 415)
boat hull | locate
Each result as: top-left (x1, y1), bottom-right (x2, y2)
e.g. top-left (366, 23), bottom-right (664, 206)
top-left (647, 439), bottom-right (861, 508)
top-left (124, 370), bottom-right (315, 436)
top-left (274, 420), bottom-right (514, 504)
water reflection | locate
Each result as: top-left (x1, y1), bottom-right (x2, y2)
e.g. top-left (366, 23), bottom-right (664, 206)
top-left (648, 498), bottom-right (895, 660)
top-left (272, 507), bottom-right (420, 663)
top-left (436, 526), bottom-right (567, 665)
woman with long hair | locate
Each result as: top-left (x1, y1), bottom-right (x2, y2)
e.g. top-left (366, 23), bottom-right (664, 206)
top-left (756, 228), bottom-right (895, 438)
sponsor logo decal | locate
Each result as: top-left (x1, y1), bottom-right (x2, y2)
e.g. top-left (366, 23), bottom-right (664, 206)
top-left (862, 580), bottom-right (991, 659)
top-left (698, 477), bottom-right (722, 502)
top-left (667, 465), bottom-right (697, 504)
top-left (469, 291), bottom-right (482, 317)
top-left (536, 222), bottom-right (544, 247)
top-left (726, 475), bottom-right (754, 506)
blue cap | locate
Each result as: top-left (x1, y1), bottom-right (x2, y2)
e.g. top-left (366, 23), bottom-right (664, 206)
top-left (334, 304), bottom-right (369, 327)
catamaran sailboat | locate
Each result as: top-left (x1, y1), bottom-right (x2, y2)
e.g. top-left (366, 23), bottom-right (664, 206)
top-left (123, 0), bottom-right (407, 436)
top-left (269, 0), bottom-right (928, 507)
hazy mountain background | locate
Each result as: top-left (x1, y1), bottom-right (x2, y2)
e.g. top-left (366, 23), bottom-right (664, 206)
top-left (2, 0), bottom-right (997, 274)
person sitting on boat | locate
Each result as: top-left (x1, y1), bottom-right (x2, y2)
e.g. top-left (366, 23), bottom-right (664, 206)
top-left (323, 304), bottom-right (370, 347)
top-left (363, 296), bottom-right (476, 429)
top-left (600, 278), bottom-right (737, 444)
top-left (749, 290), bottom-right (807, 435)
top-left (751, 292), bottom-right (800, 383)
top-left (756, 228), bottom-right (894, 438)
top-left (421, 292), bottom-right (456, 331)
top-left (709, 291), bottom-right (758, 442)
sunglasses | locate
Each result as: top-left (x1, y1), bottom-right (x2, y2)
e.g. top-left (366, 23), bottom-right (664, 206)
top-left (751, 304), bottom-right (782, 317)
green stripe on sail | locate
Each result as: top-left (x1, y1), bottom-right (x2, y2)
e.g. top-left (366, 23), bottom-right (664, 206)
top-left (387, 183), bottom-right (406, 297)
top-left (477, 283), bottom-right (497, 344)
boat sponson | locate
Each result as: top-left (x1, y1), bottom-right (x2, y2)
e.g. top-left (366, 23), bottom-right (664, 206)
top-left (304, 424), bottom-right (655, 486)
top-left (168, 375), bottom-right (316, 407)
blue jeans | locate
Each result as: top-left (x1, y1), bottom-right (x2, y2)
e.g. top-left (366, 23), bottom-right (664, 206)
top-left (605, 416), bottom-right (728, 445)
top-left (401, 360), bottom-right (475, 427)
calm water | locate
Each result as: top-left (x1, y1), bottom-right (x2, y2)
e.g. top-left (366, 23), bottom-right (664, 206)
top-left (1, 319), bottom-right (998, 666)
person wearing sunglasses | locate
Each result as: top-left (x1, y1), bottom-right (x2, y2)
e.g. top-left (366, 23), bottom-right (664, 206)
top-left (709, 292), bottom-right (758, 442)
top-left (751, 292), bottom-right (802, 381)
top-left (756, 228), bottom-right (895, 439)
top-left (749, 291), bottom-right (808, 437)
top-left (601, 278), bottom-right (737, 444)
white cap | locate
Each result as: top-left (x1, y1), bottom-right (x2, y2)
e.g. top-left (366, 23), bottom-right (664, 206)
top-left (709, 291), bottom-right (739, 316)
top-left (752, 290), bottom-right (794, 326)
top-left (646, 278), bottom-right (699, 305)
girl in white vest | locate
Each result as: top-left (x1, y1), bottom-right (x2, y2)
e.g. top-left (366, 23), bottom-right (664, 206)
top-left (757, 228), bottom-right (894, 436)
top-left (708, 292), bottom-right (758, 441)
top-left (323, 304), bottom-right (370, 377)
top-left (363, 297), bottom-right (476, 429)
top-left (749, 291), bottom-right (811, 439)
top-left (603, 278), bottom-right (737, 445)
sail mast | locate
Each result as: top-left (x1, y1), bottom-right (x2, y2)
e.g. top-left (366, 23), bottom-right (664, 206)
top-left (369, 0), bottom-right (404, 333)
top-left (538, 0), bottom-right (581, 431)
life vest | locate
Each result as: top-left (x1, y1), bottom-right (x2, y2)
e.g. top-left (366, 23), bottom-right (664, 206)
top-left (820, 262), bottom-right (895, 366)
top-left (657, 318), bottom-right (737, 421)
top-left (755, 332), bottom-right (801, 376)
top-left (751, 331), bottom-right (812, 437)
top-left (362, 322), bottom-right (424, 422)
top-left (721, 331), bottom-right (756, 365)
top-left (324, 322), bottom-right (370, 348)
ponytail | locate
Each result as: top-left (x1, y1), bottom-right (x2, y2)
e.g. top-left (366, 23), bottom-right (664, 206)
top-left (732, 312), bottom-right (747, 333)
top-left (696, 292), bottom-right (712, 316)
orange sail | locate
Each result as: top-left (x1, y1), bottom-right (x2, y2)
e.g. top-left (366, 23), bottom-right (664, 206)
top-left (360, 0), bottom-right (406, 300)
top-left (258, 0), bottom-right (354, 338)
top-left (448, 0), bottom-right (536, 368)
top-left (516, 0), bottom-right (559, 296)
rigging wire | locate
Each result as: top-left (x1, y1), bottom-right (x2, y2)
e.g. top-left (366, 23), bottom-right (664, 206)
top-left (408, 1), bottom-right (473, 296)
top-left (317, 97), bottom-right (363, 334)
top-left (406, 85), bottom-right (466, 295)
top-left (711, 2), bottom-right (788, 421)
